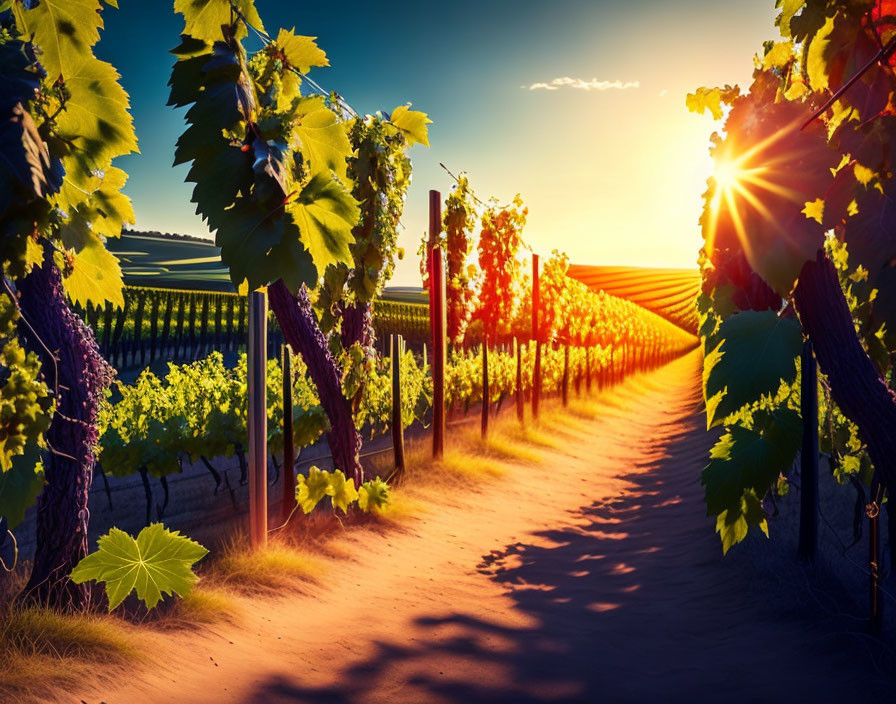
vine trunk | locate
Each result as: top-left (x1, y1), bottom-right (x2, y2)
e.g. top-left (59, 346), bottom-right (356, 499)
top-left (793, 250), bottom-right (896, 496)
top-left (17, 256), bottom-right (111, 609)
top-left (268, 281), bottom-right (363, 485)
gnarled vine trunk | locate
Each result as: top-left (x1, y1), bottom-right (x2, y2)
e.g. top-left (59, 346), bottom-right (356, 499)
top-left (268, 281), bottom-right (363, 484)
top-left (17, 257), bottom-right (112, 610)
top-left (793, 251), bottom-right (896, 496)
top-left (340, 300), bottom-right (373, 351)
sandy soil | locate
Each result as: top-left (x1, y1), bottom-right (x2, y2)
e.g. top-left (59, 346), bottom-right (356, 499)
top-left (77, 351), bottom-right (891, 703)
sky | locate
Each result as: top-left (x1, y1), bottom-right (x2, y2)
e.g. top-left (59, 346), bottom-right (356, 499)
top-left (96, 0), bottom-right (780, 287)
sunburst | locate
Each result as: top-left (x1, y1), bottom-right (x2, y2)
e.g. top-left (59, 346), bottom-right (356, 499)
top-left (704, 115), bottom-right (811, 262)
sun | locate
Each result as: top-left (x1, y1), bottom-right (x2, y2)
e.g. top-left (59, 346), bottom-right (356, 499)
top-left (712, 159), bottom-right (744, 193)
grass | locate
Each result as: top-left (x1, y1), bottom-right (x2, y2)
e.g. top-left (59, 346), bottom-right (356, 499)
top-left (0, 605), bottom-right (140, 701)
top-left (436, 448), bottom-right (505, 479)
top-left (161, 586), bottom-right (239, 628)
top-left (211, 536), bottom-right (327, 594)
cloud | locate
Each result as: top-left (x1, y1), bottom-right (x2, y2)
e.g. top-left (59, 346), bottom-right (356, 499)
top-left (525, 77), bottom-right (640, 92)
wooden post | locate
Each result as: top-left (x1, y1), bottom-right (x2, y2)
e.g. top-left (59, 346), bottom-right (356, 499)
top-left (247, 290), bottom-right (268, 548)
top-left (280, 343), bottom-right (295, 524)
top-left (562, 343), bottom-right (570, 407)
top-left (799, 339), bottom-right (819, 562)
top-left (869, 476), bottom-right (884, 635)
top-left (870, 499), bottom-right (883, 635)
top-left (391, 334), bottom-right (406, 475)
top-left (481, 342), bottom-right (489, 439)
top-left (532, 254), bottom-right (541, 419)
top-left (431, 247), bottom-right (447, 458)
top-left (516, 338), bottom-right (524, 423)
top-left (586, 346), bottom-right (592, 392)
top-left (428, 189), bottom-right (441, 336)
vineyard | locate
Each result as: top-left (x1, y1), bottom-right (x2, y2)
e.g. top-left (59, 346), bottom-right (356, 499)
top-left (1, 0), bottom-right (896, 702)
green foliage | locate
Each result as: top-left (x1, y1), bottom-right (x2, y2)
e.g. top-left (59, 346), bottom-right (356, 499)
top-left (0, 448), bottom-right (44, 530)
top-left (70, 523), bottom-right (208, 610)
top-left (295, 465), bottom-right (331, 513)
top-left (693, 0), bottom-right (896, 552)
top-left (702, 408), bottom-right (801, 520)
top-left (0, 297), bottom-right (53, 475)
top-left (170, 1), bottom-right (359, 293)
top-left (703, 311), bottom-right (802, 428)
top-left (6, 0), bottom-right (137, 307)
top-left (358, 477), bottom-right (391, 512)
top-left (685, 85), bottom-right (740, 120)
top-left (294, 466), bottom-right (388, 514)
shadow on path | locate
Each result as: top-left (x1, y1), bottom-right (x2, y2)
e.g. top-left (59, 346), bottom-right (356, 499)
top-left (247, 392), bottom-right (890, 703)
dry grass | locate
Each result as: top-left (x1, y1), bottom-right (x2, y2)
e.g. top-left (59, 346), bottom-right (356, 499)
top-left (210, 535), bottom-right (327, 594)
top-left (161, 586), bottom-right (239, 629)
top-left (435, 448), bottom-right (505, 479)
top-left (0, 605), bottom-right (140, 702)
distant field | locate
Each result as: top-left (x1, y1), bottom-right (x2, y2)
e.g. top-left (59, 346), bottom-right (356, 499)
top-left (567, 265), bottom-right (700, 334)
top-left (108, 231), bottom-right (425, 302)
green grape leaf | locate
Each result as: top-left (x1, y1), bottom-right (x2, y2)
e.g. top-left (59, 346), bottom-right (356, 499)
top-left (295, 466), bottom-right (329, 513)
top-left (775, 0), bottom-right (805, 39)
top-left (275, 29), bottom-right (328, 73)
top-left (294, 98), bottom-right (351, 179)
top-left (62, 229), bottom-right (125, 308)
top-left (13, 0), bottom-right (103, 81)
top-left (70, 523), bottom-right (208, 610)
top-left (265, 235), bottom-right (319, 294)
top-left (0, 449), bottom-right (44, 531)
top-left (702, 408), bottom-right (801, 519)
top-left (703, 310), bottom-right (802, 428)
top-left (326, 469), bottom-right (358, 513)
top-left (358, 477), bottom-right (391, 512)
top-left (84, 167), bottom-right (135, 238)
top-left (215, 197), bottom-right (286, 291)
top-left (389, 105), bottom-right (432, 147)
top-left (288, 173), bottom-right (359, 280)
top-left (54, 56), bottom-right (139, 169)
top-left (173, 0), bottom-right (264, 43)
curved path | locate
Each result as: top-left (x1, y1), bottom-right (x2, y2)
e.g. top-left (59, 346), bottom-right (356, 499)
top-left (86, 351), bottom-right (888, 703)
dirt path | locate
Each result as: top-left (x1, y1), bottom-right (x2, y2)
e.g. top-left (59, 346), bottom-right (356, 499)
top-left (84, 351), bottom-right (888, 703)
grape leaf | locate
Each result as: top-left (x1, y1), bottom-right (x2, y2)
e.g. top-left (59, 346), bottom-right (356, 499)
top-left (215, 197), bottom-right (288, 291)
top-left (288, 173), bottom-right (359, 280)
top-left (275, 29), bottom-right (328, 73)
top-left (54, 56), bottom-right (138, 169)
top-left (295, 466), bottom-right (330, 513)
top-left (294, 98), bottom-right (351, 180)
top-left (12, 0), bottom-right (104, 81)
top-left (0, 104), bottom-right (60, 223)
top-left (702, 408), bottom-right (801, 519)
top-left (358, 477), bottom-right (390, 512)
top-left (703, 310), bottom-right (801, 428)
top-left (326, 469), bottom-right (358, 513)
top-left (390, 105), bottom-right (432, 147)
top-left (685, 85), bottom-right (740, 120)
top-left (70, 523), bottom-right (208, 610)
top-left (775, 0), bottom-right (805, 39)
top-left (62, 228), bottom-right (125, 309)
top-left (0, 449), bottom-right (44, 531)
top-left (173, 0), bottom-right (265, 43)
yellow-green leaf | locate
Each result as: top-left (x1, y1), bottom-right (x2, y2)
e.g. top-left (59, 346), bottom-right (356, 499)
top-left (390, 105), bottom-right (432, 147)
top-left (326, 469), bottom-right (358, 513)
top-left (70, 524), bottom-right (208, 610)
top-left (275, 29), bottom-right (328, 73)
top-left (63, 230), bottom-right (125, 309)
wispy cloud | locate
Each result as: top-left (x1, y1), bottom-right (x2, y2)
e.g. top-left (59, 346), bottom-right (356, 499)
top-left (525, 77), bottom-right (641, 92)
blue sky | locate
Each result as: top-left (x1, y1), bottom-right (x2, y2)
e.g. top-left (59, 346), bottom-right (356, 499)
top-left (97, 1), bottom-right (778, 285)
